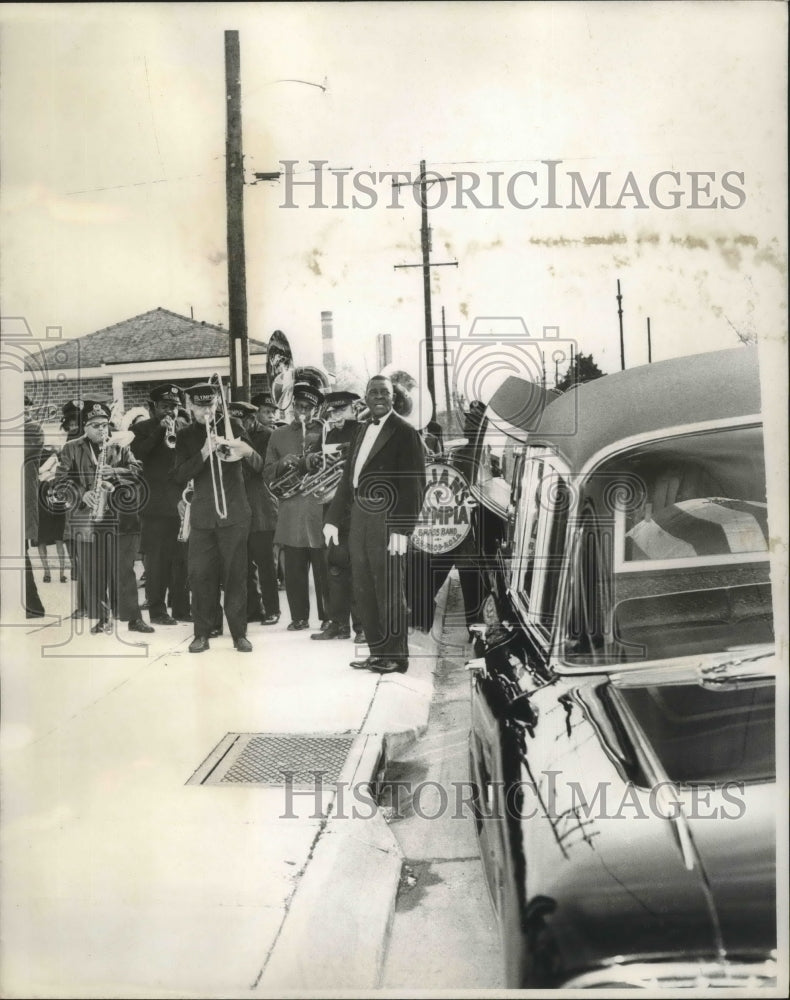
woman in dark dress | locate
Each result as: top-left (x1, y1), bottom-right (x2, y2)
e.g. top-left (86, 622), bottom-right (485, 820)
top-left (36, 447), bottom-right (70, 582)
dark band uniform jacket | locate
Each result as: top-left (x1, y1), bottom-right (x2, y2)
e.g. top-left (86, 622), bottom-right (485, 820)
top-left (248, 425), bottom-right (278, 531)
top-left (129, 417), bottom-right (182, 517)
top-left (55, 436), bottom-right (143, 540)
top-left (264, 420), bottom-right (324, 547)
top-left (321, 419), bottom-right (358, 528)
top-left (172, 418), bottom-right (251, 527)
top-left (327, 411), bottom-right (426, 536)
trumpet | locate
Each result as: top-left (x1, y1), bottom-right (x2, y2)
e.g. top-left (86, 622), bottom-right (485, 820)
top-left (164, 415), bottom-right (177, 449)
top-left (177, 480), bottom-right (194, 542)
top-left (90, 432), bottom-right (115, 521)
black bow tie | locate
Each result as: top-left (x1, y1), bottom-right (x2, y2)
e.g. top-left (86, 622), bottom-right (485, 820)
top-left (371, 417), bottom-right (381, 426)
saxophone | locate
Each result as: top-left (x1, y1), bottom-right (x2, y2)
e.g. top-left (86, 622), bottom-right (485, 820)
top-left (90, 432), bottom-right (116, 521)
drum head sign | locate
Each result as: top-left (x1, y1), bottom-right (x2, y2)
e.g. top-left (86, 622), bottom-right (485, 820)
top-left (411, 463), bottom-right (472, 554)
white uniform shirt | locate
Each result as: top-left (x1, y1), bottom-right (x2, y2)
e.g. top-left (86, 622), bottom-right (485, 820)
top-left (352, 409), bottom-right (392, 487)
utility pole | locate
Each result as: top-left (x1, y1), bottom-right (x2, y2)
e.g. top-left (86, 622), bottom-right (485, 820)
top-left (616, 279), bottom-right (625, 371)
top-left (225, 30), bottom-right (249, 400)
top-left (394, 161), bottom-right (458, 423)
top-left (647, 316), bottom-right (652, 363)
top-left (441, 305), bottom-right (452, 426)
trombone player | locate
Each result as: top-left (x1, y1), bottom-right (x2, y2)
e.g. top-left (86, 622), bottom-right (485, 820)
top-left (173, 381), bottom-right (256, 653)
top-left (130, 384), bottom-right (185, 625)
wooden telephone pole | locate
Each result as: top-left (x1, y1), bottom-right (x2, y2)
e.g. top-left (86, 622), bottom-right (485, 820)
top-left (225, 30), bottom-right (249, 400)
top-left (394, 160), bottom-right (458, 422)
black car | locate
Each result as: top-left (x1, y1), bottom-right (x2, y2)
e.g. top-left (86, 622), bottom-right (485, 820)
top-left (467, 347), bottom-right (780, 988)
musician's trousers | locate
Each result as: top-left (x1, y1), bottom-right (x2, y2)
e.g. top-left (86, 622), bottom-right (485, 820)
top-left (75, 529), bottom-right (141, 622)
top-left (283, 545), bottom-right (327, 622)
top-left (141, 516), bottom-right (180, 618)
top-left (188, 522), bottom-right (249, 639)
top-left (349, 503), bottom-right (408, 660)
top-left (247, 529), bottom-right (280, 618)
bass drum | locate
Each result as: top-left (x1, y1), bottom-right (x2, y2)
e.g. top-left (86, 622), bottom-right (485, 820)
top-left (410, 461), bottom-right (473, 555)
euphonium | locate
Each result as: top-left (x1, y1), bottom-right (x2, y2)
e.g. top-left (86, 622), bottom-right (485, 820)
top-left (90, 431), bottom-right (115, 521)
top-left (300, 452), bottom-right (346, 503)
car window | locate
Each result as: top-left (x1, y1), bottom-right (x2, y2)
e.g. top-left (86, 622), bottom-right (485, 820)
top-left (474, 416), bottom-right (522, 515)
top-left (562, 423), bottom-right (773, 667)
top-left (510, 454), bottom-right (570, 641)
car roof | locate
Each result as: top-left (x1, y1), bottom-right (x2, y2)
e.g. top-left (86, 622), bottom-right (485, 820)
top-left (488, 346), bottom-right (761, 473)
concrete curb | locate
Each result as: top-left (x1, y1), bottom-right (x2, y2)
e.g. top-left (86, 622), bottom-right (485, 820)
top-left (256, 582), bottom-right (451, 992)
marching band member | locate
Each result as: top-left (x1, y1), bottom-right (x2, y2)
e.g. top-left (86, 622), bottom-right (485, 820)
top-left (263, 381), bottom-right (328, 631)
top-left (225, 399), bottom-right (279, 627)
top-left (246, 392), bottom-right (281, 624)
top-left (173, 382), bottom-right (256, 653)
top-left (130, 384), bottom-right (184, 625)
top-left (325, 375), bottom-right (426, 674)
top-left (309, 390), bottom-right (364, 642)
top-left (54, 400), bottom-right (151, 634)
top-left (24, 397), bottom-right (46, 618)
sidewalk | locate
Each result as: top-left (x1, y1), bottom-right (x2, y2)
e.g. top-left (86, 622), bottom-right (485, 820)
top-left (0, 572), bottom-right (448, 997)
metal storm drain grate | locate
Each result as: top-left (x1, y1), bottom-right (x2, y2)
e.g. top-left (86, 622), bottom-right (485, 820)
top-left (188, 732), bottom-right (357, 787)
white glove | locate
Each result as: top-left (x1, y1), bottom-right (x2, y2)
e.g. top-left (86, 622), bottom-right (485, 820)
top-left (387, 532), bottom-right (409, 556)
top-left (324, 523), bottom-right (339, 547)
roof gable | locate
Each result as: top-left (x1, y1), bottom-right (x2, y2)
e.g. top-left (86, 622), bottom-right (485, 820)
top-left (25, 308), bottom-right (267, 370)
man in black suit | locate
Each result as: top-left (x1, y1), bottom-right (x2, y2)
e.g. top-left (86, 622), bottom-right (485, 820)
top-left (130, 383), bottom-right (184, 625)
top-left (228, 398), bottom-right (280, 626)
top-left (325, 376), bottom-right (426, 673)
top-left (173, 383), bottom-right (257, 653)
top-left (309, 390), bottom-right (363, 642)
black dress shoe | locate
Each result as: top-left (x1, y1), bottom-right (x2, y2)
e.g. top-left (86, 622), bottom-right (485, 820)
top-left (373, 658), bottom-right (408, 674)
top-left (189, 636), bottom-right (210, 653)
top-left (320, 619), bottom-right (332, 631)
top-left (60, 573), bottom-right (68, 583)
top-left (150, 614), bottom-right (178, 626)
top-left (350, 656), bottom-right (381, 671)
top-left (311, 621), bottom-right (341, 640)
top-left (287, 619), bottom-right (309, 631)
top-left (336, 626), bottom-right (351, 640)
top-left (262, 613), bottom-right (280, 626)
top-left (234, 636), bottom-right (253, 652)
top-left (42, 572), bottom-right (51, 583)
top-left (128, 618), bottom-right (155, 634)
top-left (90, 620), bottom-right (110, 635)
top-left (354, 629), bottom-right (367, 644)
top-left (208, 626), bottom-right (223, 638)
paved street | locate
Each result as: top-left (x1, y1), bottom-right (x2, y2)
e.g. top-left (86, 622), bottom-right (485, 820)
top-left (381, 581), bottom-right (504, 990)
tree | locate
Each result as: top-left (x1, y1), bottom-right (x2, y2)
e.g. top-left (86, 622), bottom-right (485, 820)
top-left (556, 352), bottom-right (605, 392)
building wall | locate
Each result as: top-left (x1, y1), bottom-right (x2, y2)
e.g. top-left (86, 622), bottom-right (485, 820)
top-left (24, 375), bottom-right (113, 417)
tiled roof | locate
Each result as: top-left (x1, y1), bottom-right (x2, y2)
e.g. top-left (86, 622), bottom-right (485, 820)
top-left (25, 308), bottom-right (268, 370)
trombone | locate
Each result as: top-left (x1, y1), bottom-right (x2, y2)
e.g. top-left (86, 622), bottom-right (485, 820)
top-left (203, 372), bottom-right (240, 520)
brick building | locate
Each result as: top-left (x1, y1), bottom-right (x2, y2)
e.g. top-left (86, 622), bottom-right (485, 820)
top-left (23, 308), bottom-right (269, 437)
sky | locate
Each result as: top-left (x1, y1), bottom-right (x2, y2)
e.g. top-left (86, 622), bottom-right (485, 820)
top-left (1, 1), bottom-right (787, 398)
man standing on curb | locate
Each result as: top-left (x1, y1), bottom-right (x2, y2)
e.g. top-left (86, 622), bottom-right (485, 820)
top-left (325, 376), bottom-right (425, 674)
top-left (173, 383), bottom-right (255, 654)
top-left (130, 384), bottom-right (184, 626)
